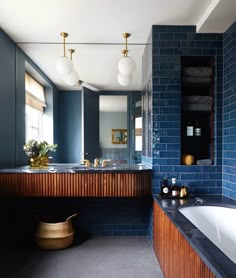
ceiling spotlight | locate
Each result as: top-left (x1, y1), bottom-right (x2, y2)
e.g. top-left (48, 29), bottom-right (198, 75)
top-left (64, 49), bottom-right (79, 86)
top-left (56, 32), bottom-right (73, 76)
top-left (117, 33), bottom-right (136, 86)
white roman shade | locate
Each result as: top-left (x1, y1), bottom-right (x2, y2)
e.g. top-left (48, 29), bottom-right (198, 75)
top-left (25, 73), bottom-right (46, 111)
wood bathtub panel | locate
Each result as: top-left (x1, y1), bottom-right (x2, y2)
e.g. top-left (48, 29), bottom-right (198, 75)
top-left (153, 201), bottom-right (215, 278)
top-left (0, 172), bottom-right (151, 197)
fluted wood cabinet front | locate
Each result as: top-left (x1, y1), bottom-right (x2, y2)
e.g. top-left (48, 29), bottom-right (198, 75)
top-left (153, 201), bottom-right (215, 278)
top-left (0, 172), bottom-right (151, 197)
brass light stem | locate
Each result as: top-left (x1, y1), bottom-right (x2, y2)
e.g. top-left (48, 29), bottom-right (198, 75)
top-left (121, 49), bottom-right (128, 57)
top-left (68, 49), bottom-right (75, 60)
top-left (60, 32), bottom-right (69, 57)
top-left (122, 33), bottom-right (130, 57)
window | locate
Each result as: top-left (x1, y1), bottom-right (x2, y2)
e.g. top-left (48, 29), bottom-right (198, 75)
top-left (25, 73), bottom-right (46, 142)
top-left (135, 117), bottom-right (142, 151)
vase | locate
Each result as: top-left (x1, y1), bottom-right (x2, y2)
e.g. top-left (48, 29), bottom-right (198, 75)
top-left (29, 156), bottom-right (41, 168)
top-left (40, 156), bottom-right (49, 167)
top-left (29, 156), bottom-right (49, 168)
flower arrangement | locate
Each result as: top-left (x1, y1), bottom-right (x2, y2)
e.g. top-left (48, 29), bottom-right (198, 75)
top-left (23, 140), bottom-right (57, 158)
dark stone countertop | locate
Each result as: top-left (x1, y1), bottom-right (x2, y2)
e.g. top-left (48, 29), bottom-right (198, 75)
top-left (0, 163), bottom-right (152, 173)
top-left (154, 195), bottom-right (236, 278)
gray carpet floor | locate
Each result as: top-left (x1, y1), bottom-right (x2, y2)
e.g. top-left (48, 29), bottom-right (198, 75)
top-left (0, 236), bottom-right (163, 278)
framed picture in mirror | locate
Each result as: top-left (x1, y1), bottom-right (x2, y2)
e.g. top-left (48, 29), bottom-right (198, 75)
top-left (112, 129), bottom-right (127, 144)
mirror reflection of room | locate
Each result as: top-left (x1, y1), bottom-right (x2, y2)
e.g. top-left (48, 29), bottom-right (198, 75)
top-left (99, 95), bottom-right (128, 164)
top-left (112, 129), bottom-right (127, 144)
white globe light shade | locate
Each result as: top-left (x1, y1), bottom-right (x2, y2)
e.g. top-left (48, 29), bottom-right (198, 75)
top-left (56, 56), bottom-right (73, 76)
top-left (117, 73), bottom-right (132, 86)
top-left (118, 56), bottom-right (136, 76)
top-left (64, 70), bottom-right (80, 86)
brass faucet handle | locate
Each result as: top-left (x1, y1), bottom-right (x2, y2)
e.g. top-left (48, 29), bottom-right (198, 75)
top-left (80, 160), bottom-right (91, 167)
top-left (102, 159), bottom-right (111, 167)
top-left (94, 158), bottom-right (99, 167)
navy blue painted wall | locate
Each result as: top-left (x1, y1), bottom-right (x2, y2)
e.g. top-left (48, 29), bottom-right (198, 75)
top-left (0, 29), bottom-right (16, 168)
top-left (144, 25), bottom-right (223, 196)
top-left (0, 28), bottom-right (60, 167)
top-left (223, 21), bottom-right (236, 200)
top-left (58, 91), bottom-right (82, 163)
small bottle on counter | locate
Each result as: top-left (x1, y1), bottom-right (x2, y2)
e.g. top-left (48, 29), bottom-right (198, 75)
top-left (186, 120), bottom-right (193, 136)
top-left (171, 178), bottom-right (180, 198)
top-left (194, 120), bottom-right (201, 136)
top-left (160, 177), bottom-right (170, 197)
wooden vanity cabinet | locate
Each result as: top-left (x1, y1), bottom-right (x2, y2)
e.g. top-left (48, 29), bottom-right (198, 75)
top-left (0, 172), bottom-right (151, 197)
top-left (153, 201), bottom-right (214, 278)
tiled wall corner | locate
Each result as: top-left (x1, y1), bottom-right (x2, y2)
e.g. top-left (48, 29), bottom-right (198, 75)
top-left (223, 21), bottom-right (236, 200)
top-left (150, 25), bottom-right (223, 196)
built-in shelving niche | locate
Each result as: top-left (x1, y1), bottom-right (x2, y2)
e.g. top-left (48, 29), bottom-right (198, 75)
top-left (181, 56), bottom-right (215, 165)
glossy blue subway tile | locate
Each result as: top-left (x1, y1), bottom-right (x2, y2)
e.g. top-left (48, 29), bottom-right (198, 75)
top-left (160, 166), bottom-right (174, 172)
top-left (167, 144), bottom-right (180, 151)
top-left (230, 190), bottom-right (236, 199)
top-left (209, 188), bottom-right (222, 194)
top-left (181, 26), bottom-right (196, 32)
top-left (125, 231), bottom-right (138, 236)
top-left (196, 41), bottom-right (209, 48)
top-left (189, 48), bottom-right (203, 56)
top-left (174, 48), bottom-right (189, 55)
top-left (174, 33), bottom-right (188, 40)
top-left (181, 173), bottom-right (195, 180)
top-left (167, 158), bottom-right (180, 165)
top-left (166, 26), bottom-right (181, 32)
top-left (153, 25), bottom-right (167, 32)
top-left (113, 231), bottom-right (125, 236)
top-left (166, 129), bottom-right (180, 136)
top-left (166, 70), bottom-right (181, 77)
top-left (201, 166), bottom-right (217, 172)
top-left (203, 48), bottom-right (217, 55)
top-left (167, 114), bottom-right (180, 121)
top-left (166, 41), bottom-right (180, 47)
top-left (166, 85), bottom-right (181, 91)
top-left (160, 33), bottom-right (174, 40)
top-left (160, 78), bottom-right (180, 85)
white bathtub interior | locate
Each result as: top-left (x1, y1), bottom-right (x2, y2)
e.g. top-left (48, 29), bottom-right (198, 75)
top-left (178, 206), bottom-right (236, 264)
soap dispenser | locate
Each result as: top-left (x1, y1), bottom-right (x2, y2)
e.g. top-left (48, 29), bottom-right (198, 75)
top-left (171, 178), bottom-right (180, 198)
top-left (160, 177), bottom-right (170, 197)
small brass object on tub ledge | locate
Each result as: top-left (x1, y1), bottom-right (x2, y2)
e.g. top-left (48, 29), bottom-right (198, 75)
top-left (180, 186), bottom-right (188, 198)
top-left (182, 154), bottom-right (194, 165)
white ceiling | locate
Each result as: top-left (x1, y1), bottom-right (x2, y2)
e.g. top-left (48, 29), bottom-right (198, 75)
top-left (0, 0), bottom-right (235, 91)
top-left (100, 96), bottom-right (127, 112)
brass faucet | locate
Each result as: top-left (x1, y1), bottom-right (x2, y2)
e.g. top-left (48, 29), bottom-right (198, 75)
top-left (93, 158), bottom-right (99, 167)
top-left (80, 160), bottom-right (91, 167)
top-left (102, 159), bottom-right (111, 167)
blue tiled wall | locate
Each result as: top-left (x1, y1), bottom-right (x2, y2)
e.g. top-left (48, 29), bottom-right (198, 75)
top-left (148, 25), bottom-right (223, 196)
top-left (0, 198), bottom-right (152, 239)
top-left (223, 21), bottom-right (236, 200)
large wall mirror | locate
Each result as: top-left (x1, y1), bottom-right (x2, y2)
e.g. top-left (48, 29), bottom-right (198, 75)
top-left (99, 95), bottom-right (128, 163)
top-left (57, 91), bottom-right (142, 165)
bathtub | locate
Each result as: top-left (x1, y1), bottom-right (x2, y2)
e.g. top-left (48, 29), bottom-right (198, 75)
top-left (179, 205), bottom-right (236, 265)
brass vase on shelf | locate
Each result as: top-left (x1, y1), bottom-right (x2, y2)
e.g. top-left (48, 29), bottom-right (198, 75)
top-left (29, 156), bottom-right (41, 168)
top-left (40, 156), bottom-right (49, 168)
top-left (29, 156), bottom-right (49, 168)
